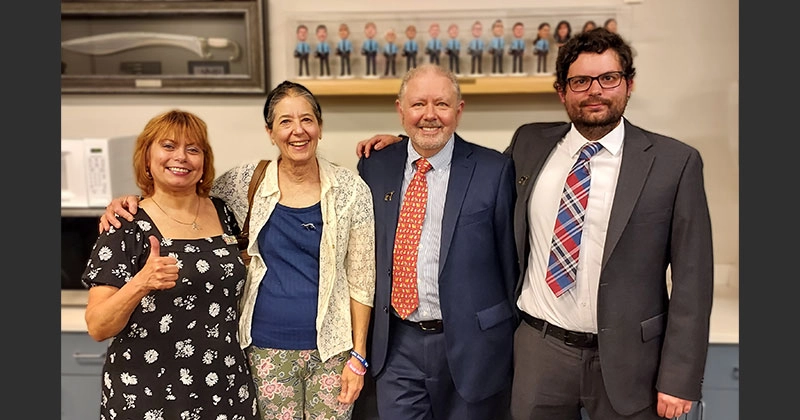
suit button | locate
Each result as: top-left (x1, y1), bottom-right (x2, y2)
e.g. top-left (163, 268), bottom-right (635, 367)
top-left (383, 306), bottom-right (389, 313)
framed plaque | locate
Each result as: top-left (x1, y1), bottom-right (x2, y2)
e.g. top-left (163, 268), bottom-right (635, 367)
top-left (61, 0), bottom-right (269, 94)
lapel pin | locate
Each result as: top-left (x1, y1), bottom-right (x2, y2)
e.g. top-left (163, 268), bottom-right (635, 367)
top-left (385, 191), bottom-right (395, 201)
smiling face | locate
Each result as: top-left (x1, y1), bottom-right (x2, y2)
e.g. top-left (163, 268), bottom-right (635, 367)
top-left (406, 25), bottom-right (417, 40)
top-left (316, 26), bottom-right (327, 42)
top-left (365, 22), bottom-right (377, 39)
top-left (396, 65), bottom-right (464, 157)
top-left (385, 29), bottom-right (396, 44)
top-left (558, 50), bottom-right (632, 137)
top-left (148, 132), bottom-right (204, 195)
top-left (492, 20), bottom-right (504, 37)
top-left (429, 23), bottom-right (440, 38)
top-left (513, 23), bottom-right (524, 38)
top-left (267, 95), bottom-right (321, 165)
top-left (296, 25), bottom-right (308, 42)
top-left (448, 24), bottom-right (459, 38)
top-left (472, 22), bottom-right (482, 38)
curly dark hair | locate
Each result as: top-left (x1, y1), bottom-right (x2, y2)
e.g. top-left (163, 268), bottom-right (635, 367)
top-left (553, 28), bottom-right (636, 94)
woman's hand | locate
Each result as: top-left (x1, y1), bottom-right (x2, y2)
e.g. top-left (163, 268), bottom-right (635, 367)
top-left (98, 195), bottom-right (141, 233)
top-left (337, 357), bottom-right (366, 404)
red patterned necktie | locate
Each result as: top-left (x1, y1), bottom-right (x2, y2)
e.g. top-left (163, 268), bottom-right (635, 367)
top-left (391, 158), bottom-right (432, 319)
top-left (545, 142), bottom-right (603, 297)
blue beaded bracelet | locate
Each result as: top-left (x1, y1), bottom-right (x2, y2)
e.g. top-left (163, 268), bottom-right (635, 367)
top-left (350, 349), bottom-right (369, 369)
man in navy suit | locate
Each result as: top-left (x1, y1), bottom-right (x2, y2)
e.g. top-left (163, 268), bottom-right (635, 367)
top-left (357, 63), bottom-right (518, 420)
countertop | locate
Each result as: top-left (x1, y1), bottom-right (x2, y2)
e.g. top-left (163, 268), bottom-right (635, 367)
top-left (61, 286), bottom-right (740, 343)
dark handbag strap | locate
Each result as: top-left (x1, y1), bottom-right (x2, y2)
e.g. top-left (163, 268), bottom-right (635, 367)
top-left (240, 159), bottom-right (270, 239)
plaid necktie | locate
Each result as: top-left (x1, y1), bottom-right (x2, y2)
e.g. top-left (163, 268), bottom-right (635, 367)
top-left (391, 158), bottom-right (432, 319)
top-left (545, 142), bottom-right (603, 297)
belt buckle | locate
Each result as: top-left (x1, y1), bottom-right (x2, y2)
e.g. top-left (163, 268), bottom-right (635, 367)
top-left (419, 321), bottom-right (440, 332)
top-left (564, 332), bottom-right (595, 348)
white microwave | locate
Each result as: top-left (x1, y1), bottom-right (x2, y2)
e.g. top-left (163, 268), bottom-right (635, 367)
top-left (61, 135), bottom-right (139, 208)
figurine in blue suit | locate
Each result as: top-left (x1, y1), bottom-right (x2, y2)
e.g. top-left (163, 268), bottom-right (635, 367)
top-left (488, 19), bottom-right (505, 74)
top-left (294, 24), bottom-right (311, 77)
top-left (509, 22), bottom-right (526, 74)
top-left (336, 23), bottom-right (353, 77)
top-left (402, 25), bottom-right (419, 71)
top-left (362, 21), bottom-right (380, 77)
top-left (467, 20), bottom-right (485, 75)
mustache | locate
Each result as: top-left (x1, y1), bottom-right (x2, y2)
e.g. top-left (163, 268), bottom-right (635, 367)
top-left (580, 99), bottom-right (611, 107)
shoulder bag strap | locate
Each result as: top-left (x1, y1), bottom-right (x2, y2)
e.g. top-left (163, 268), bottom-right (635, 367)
top-left (240, 159), bottom-right (270, 238)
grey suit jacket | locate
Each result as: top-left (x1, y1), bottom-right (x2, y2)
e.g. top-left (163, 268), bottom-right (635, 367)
top-left (505, 119), bottom-right (714, 415)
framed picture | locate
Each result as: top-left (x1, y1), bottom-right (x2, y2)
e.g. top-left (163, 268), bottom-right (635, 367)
top-left (61, 0), bottom-right (269, 94)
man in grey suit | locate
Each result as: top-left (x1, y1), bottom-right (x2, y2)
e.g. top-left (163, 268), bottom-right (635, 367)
top-left (357, 64), bottom-right (518, 420)
top-left (505, 28), bottom-right (713, 419)
top-left (356, 28), bottom-right (713, 420)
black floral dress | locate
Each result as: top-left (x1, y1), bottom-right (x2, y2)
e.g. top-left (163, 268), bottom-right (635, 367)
top-left (81, 197), bottom-right (258, 420)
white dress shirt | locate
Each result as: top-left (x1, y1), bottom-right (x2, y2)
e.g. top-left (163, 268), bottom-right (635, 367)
top-left (517, 119), bottom-right (625, 333)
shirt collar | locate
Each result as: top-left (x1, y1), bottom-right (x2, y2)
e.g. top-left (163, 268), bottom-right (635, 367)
top-left (565, 117), bottom-right (625, 157)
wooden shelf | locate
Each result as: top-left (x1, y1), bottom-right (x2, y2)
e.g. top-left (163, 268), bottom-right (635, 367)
top-left (292, 75), bottom-right (557, 96)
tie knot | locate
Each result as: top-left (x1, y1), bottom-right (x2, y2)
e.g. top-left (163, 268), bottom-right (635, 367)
top-left (579, 142), bottom-right (603, 160)
top-left (415, 158), bottom-right (432, 174)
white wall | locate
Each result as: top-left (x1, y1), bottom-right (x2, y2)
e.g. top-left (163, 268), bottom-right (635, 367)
top-left (61, 0), bottom-right (739, 287)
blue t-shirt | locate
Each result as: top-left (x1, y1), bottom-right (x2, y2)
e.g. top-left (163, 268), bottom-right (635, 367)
top-left (251, 202), bottom-right (323, 350)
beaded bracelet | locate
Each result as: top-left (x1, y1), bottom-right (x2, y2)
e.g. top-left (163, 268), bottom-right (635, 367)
top-left (350, 349), bottom-right (369, 369)
top-left (346, 360), bottom-right (366, 376)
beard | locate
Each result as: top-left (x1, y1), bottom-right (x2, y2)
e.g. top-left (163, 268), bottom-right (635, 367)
top-left (567, 96), bottom-right (628, 140)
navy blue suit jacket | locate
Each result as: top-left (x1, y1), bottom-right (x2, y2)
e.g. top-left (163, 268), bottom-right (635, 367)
top-left (357, 134), bottom-right (519, 402)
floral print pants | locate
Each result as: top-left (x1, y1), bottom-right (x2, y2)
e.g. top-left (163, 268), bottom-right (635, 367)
top-left (246, 346), bottom-right (353, 420)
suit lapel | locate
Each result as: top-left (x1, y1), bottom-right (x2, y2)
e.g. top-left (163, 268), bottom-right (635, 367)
top-left (513, 124), bottom-right (568, 264)
top-left (602, 121), bottom-right (655, 269)
top-left (438, 136), bottom-right (473, 275)
top-left (382, 141), bottom-right (409, 261)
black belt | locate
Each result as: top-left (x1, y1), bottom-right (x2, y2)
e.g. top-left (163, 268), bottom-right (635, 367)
top-left (521, 312), bottom-right (598, 349)
top-left (392, 316), bottom-right (444, 333)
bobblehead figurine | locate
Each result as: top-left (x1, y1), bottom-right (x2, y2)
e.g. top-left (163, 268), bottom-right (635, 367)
top-left (361, 21), bottom-right (379, 77)
top-left (335, 23), bottom-right (353, 78)
top-left (382, 28), bottom-right (398, 77)
top-left (314, 24), bottom-right (331, 78)
top-left (581, 20), bottom-right (597, 34)
top-left (603, 18), bottom-right (618, 34)
top-left (467, 20), bottom-right (485, 75)
top-left (425, 22), bottom-right (442, 65)
top-left (508, 21), bottom-right (526, 75)
top-left (553, 20), bottom-right (572, 47)
top-left (294, 24), bottom-right (311, 78)
top-left (445, 23), bottom-right (461, 74)
top-left (532, 22), bottom-right (551, 74)
top-left (402, 25), bottom-right (419, 71)
top-left (488, 19), bottom-right (505, 75)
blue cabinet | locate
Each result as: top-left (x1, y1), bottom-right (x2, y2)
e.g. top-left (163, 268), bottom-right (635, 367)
top-left (582, 343), bottom-right (738, 420)
top-left (697, 343), bottom-right (739, 420)
top-left (61, 332), bottom-right (108, 420)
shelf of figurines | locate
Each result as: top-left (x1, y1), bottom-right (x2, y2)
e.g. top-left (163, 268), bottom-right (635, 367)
top-left (292, 73), bottom-right (557, 96)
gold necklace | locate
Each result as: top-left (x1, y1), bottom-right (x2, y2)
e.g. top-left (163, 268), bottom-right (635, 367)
top-left (150, 197), bottom-right (201, 230)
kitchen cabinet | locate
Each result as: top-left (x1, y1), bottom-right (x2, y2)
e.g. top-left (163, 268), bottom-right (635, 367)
top-left (696, 343), bottom-right (739, 420)
top-left (61, 332), bottom-right (108, 420)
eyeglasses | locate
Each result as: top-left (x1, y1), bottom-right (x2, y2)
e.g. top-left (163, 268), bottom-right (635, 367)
top-left (566, 71), bottom-right (626, 92)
